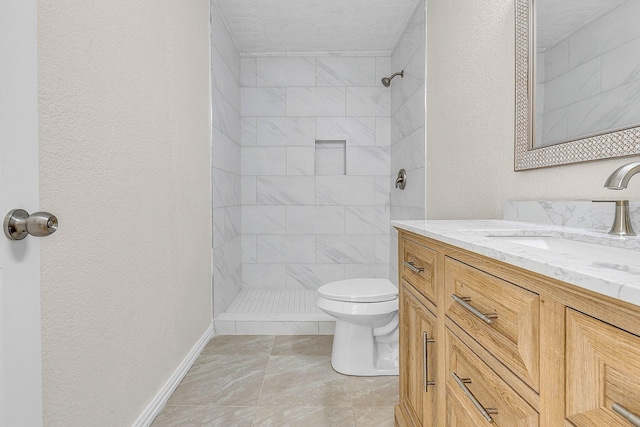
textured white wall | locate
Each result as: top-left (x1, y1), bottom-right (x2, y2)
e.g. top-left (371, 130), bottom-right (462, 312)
top-left (38, 1), bottom-right (212, 425)
top-left (240, 54), bottom-right (392, 290)
top-left (211, 4), bottom-right (243, 318)
top-left (426, 0), bottom-right (640, 220)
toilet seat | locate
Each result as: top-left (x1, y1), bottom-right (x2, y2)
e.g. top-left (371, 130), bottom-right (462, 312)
top-left (318, 278), bottom-right (397, 303)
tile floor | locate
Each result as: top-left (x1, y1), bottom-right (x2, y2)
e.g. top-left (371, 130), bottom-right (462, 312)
top-left (151, 335), bottom-right (398, 427)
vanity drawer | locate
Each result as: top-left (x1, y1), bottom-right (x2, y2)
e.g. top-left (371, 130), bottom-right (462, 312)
top-left (445, 329), bottom-right (539, 427)
top-left (566, 309), bottom-right (640, 427)
top-left (402, 239), bottom-right (437, 305)
top-left (444, 257), bottom-right (540, 390)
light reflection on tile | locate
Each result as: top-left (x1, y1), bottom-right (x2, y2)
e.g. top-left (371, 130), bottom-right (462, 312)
top-left (253, 406), bottom-right (356, 427)
top-left (353, 406), bottom-right (395, 427)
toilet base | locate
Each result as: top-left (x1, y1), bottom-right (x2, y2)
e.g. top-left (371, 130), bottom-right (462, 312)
top-left (330, 319), bottom-right (399, 376)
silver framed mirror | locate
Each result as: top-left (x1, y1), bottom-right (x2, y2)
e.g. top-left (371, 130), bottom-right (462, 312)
top-left (514, 0), bottom-right (640, 171)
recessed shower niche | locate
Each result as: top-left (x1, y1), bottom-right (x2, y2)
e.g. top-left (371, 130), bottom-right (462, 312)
top-left (315, 140), bottom-right (346, 175)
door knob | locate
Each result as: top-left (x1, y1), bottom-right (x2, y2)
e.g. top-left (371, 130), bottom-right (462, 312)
top-left (4, 209), bottom-right (58, 240)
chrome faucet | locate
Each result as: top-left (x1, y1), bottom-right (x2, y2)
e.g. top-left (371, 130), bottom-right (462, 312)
top-left (601, 162), bottom-right (640, 236)
top-left (604, 161), bottom-right (640, 190)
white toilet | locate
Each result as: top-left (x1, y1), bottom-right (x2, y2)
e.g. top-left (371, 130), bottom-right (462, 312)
top-left (316, 278), bottom-right (399, 376)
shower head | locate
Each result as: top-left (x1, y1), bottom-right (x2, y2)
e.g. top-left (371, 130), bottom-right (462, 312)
top-left (381, 70), bottom-right (404, 87)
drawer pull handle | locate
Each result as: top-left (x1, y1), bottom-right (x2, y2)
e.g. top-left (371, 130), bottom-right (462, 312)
top-left (613, 403), bottom-right (640, 426)
top-left (423, 331), bottom-right (435, 392)
top-left (451, 294), bottom-right (498, 324)
top-left (452, 372), bottom-right (498, 423)
top-left (404, 261), bottom-right (424, 273)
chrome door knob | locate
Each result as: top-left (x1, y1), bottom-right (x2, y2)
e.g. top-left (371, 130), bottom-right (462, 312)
top-left (4, 209), bottom-right (58, 240)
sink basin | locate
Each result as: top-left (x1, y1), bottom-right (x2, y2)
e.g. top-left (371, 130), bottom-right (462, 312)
top-left (491, 235), bottom-right (640, 269)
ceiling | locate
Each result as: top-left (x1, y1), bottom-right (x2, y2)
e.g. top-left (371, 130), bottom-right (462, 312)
top-left (537, 0), bottom-right (624, 49)
top-left (214, 0), bottom-right (421, 54)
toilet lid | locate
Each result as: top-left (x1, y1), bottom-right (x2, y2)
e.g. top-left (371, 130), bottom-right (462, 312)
top-left (318, 278), bottom-right (398, 303)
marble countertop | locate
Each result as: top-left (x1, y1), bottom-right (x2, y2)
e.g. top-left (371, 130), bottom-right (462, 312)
top-left (392, 219), bottom-right (640, 307)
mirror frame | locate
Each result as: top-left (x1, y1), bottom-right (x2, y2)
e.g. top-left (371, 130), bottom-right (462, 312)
top-left (514, 0), bottom-right (640, 171)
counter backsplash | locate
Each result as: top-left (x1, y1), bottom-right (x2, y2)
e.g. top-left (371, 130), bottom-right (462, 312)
top-left (504, 200), bottom-right (640, 232)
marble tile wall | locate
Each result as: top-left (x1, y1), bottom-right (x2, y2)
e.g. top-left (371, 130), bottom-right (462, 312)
top-left (538, 0), bottom-right (640, 147)
top-left (240, 53), bottom-right (392, 290)
top-left (390, 1), bottom-right (426, 285)
top-left (211, 5), bottom-right (242, 318)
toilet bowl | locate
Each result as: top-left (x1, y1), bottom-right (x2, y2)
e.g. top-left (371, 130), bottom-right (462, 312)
top-left (316, 278), bottom-right (399, 376)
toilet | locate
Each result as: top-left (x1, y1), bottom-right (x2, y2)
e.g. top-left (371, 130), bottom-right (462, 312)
top-left (316, 278), bottom-right (399, 376)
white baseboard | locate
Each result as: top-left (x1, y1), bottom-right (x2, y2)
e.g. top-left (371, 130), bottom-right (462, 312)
top-left (132, 324), bottom-right (215, 427)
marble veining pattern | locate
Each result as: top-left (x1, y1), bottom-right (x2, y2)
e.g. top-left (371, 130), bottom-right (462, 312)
top-left (393, 218), bottom-right (640, 307)
top-left (151, 335), bottom-right (397, 427)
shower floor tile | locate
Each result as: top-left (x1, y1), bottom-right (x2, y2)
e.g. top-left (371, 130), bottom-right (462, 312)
top-left (151, 335), bottom-right (397, 427)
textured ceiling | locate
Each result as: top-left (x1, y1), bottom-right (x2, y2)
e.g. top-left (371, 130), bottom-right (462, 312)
top-left (214, 0), bottom-right (421, 54)
top-left (537, 0), bottom-right (624, 49)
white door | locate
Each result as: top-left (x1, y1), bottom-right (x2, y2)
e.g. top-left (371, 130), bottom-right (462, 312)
top-left (0, 1), bottom-right (43, 426)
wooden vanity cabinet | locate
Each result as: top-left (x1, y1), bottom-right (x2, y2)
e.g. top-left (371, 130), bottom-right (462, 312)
top-left (398, 281), bottom-right (437, 427)
top-left (395, 229), bottom-right (640, 427)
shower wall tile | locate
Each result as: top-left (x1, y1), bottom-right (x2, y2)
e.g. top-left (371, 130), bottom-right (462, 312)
top-left (242, 235), bottom-right (257, 263)
top-left (241, 147), bottom-right (287, 176)
top-left (241, 118), bottom-right (257, 146)
top-left (257, 117), bottom-right (315, 147)
top-left (374, 235), bottom-right (391, 264)
top-left (240, 57), bottom-right (257, 87)
top-left (391, 126), bottom-right (426, 173)
top-left (345, 264), bottom-right (390, 280)
top-left (242, 264), bottom-right (287, 289)
top-left (316, 117), bottom-right (376, 146)
top-left (257, 176), bottom-right (316, 206)
top-left (286, 264), bottom-right (346, 290)
top-left (241, 87), bottom-right (287, 117)
top-left (391, 0), bottom-right (425, 73)
top-left (391, 84), bottom-right (426, 144)
top-left (345, 206), bottom-right (390, 235)
top-left (241, 176), bottom-right (257, 205)
top-left (212, 7), bottom-right (242, 317)
top-left (257, 57), bottom-right (316, 87)
top-left (257, 235), bottom-right (316, 264)
top-left (287, 87), bottom-right (346, 117)
top-left (316, 235), bottom-right (375, 264)
top-left (315, 176), bottom-right (375, 206)
top-left (240, 53), bottom-right (392, 293)
top-left (374, 176), bottom-right (390, 206)
top-left (346, 147), bottom-right (390, 176)
top-left (376, 57), bottom-right (391, 85)
top-left (391, 41), bottom-right (425, 114)
top-left (390, 1), bottom-right (426, 284)
top-left (212, 46), bottom-right (241, 113)
top-left (376, 117), bottom-right (391, 147)
top-left (286, 206), bottom-right (345, 235)
top-left (213, 87), bottom-right (241, 142)
top-left (345, 87), bottom-right (391, 117)
top-left (316, 57), bottom-right (376, 87)
top-left (212, 127), bottom-right (241, 175)
top-left (242, 206), bottom-right (286, 235)
top-left (286, 147), bottom-right (315, 176)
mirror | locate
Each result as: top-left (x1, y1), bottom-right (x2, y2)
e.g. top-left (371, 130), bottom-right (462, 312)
top-left (514, 0), bottom-right (640, 170)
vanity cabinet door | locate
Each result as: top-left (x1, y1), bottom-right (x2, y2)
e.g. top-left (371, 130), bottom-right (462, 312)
top-left (444, 257), bottom-right (540, 390)
top-left (566, 309), bottom-right (640, 427)
top-left (445, 329), bottom-right (539, 427)
top-left (402, 239), bottom-right (437, 306)
top-left (399, 281), bottom-right (437, 427)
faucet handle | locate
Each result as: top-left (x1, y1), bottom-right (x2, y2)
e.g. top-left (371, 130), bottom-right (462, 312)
top-left (593, 200), bottom-right (636, 236)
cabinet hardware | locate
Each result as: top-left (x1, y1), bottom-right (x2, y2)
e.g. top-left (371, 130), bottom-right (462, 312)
top-left (452, 372), bottom-right (498, 423)
top-left (404, 261), bottom-right (424, 273)
top-left (613, 403), bottom-right (640, 426)
top-left (451, 294), bottom-right (498, 324)
top-left (423, 331), bottom-right (435, 392)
